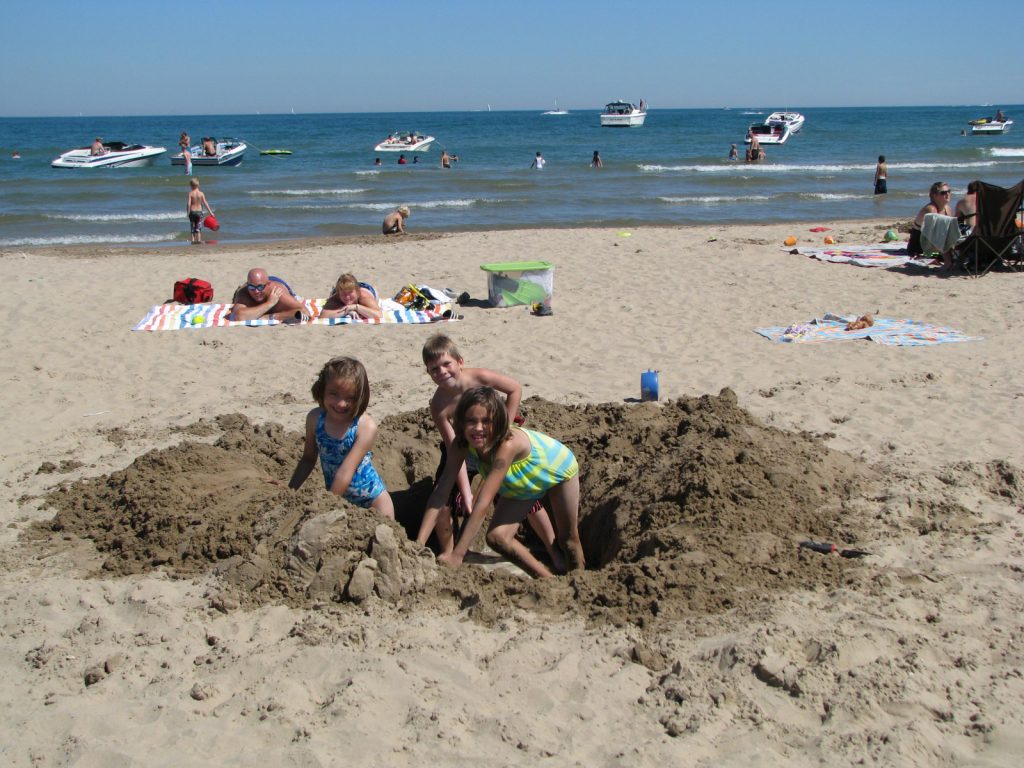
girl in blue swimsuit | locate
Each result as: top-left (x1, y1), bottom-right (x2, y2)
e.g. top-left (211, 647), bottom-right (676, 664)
top-left (287, 357), bottom-right (394, 517)
top-left (424, 386), bottom-right (585, 578)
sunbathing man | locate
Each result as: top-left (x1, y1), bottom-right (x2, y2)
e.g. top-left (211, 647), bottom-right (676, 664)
top-left (229, 267), bottom-right (307, 321)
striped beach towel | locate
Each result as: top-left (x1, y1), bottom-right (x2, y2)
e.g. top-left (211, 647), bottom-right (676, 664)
top-left (133, 299), bottom-right (454, 331)
top-left (755, 313), bottom-right (981, 346)
top-left (789, 244), bottom-right (933, 269)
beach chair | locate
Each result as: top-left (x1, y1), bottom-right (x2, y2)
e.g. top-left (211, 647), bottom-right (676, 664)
top-left (955, 180), bottom-right (1024, 277)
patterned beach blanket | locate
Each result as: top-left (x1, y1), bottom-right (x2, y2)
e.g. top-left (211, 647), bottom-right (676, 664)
top-left (790, 244), bottom-right (935, 269)
top-left (755, 313), bottom-right (982, 346)
top-left (133, 299), bottom-right (454, 331)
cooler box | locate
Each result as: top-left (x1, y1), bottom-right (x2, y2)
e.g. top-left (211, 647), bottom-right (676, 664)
top-left (480, 261), bottom-right (554, 308)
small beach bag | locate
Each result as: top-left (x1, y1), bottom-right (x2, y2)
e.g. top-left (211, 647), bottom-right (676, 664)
top-left (174, 277), bottom-right (214, 304)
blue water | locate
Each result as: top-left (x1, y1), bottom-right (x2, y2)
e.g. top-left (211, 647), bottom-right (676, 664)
top-left (1, 106), bottom-right (1022, 247)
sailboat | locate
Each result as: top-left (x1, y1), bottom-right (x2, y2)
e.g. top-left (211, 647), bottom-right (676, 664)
top-left (542, 99), bottom-right (569, 116)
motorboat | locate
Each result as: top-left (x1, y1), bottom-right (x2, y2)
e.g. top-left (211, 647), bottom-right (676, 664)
top-left (170, 138), bottom-right (247, 166)
top-left (51, 141), bottom-right (166, 169)
top-left (600, 100), bottom-right (646, 127)
top-left (542, 99), bottom-right (569, 115)
top-left (969, 117), bottom-right (1013, 135)
top-left (765, 111), bottom-right (805, 133)
top-left (744, 121), bottom-right (792, 145)
top-left (374, 132), bottom-right (435, 152)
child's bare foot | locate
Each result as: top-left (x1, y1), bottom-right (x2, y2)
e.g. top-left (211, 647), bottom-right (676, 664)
top-left (564, 541), bottom-right (586, 572)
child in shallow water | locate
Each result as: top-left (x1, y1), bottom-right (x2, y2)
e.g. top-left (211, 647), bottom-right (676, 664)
top-left (426, 386), bottom-right (585, 578)
top-left (287, 356), bottom-right (394, 518)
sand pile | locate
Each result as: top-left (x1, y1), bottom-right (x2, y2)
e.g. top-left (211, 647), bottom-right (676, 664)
top-left (39, 391), bottom-right (880, 626)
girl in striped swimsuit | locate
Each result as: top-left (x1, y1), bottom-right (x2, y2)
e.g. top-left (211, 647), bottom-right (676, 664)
top-left (427, 386), bottom-right (585, 578)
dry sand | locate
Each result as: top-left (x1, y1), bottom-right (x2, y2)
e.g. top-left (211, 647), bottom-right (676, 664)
top-left (2, 222), bottom-right (1023, 766)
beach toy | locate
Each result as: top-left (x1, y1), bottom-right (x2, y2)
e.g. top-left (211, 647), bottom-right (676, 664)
top-left (191, 315), bottom-right (205, 325)
top-left (203, 214), bottom-right (220, 231)
top-left (824, 235), bottom-right (836, 244)
top-left (784, 236), bottom-right (797, 246)
top-left (640, 370), bottom-right (659, 402)
top-left (618, 231), bottom-right (632, 237)
top-left (884, 229), bottom-right (898, 242)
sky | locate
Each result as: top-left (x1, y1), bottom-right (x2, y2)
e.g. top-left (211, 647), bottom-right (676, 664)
top-left (3, 0), bottom-right (1022, 116)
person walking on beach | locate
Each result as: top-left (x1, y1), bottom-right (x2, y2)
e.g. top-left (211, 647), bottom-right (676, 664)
top-left (530, 151), bottom-right (545, 170)
top-left (591, 150), bottom-right (603, 168)
top-left (874, 155), bottom-right (888, 195)
top-left (179, 131), bottom-right (192, 176)
top-left (186, 178), bottom-right (212, 245)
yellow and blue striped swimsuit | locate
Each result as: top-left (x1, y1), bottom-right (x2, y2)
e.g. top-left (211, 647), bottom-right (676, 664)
top-left (471, 428), bottom-right (578, 501)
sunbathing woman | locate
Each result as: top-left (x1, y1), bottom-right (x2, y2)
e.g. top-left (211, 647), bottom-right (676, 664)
top-left (319, 273), bottom-right (382, 319)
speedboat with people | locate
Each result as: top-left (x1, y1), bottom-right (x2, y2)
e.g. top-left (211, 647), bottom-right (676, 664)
top-left (744, 121), bottom-right (792, 145)
top-left (969, 116), bottom-right (1013, 135)
top-left (51, 141), bottom-right (167, 169)
top-left (600, 100), bottom-right (647, 127)
top-left (170, 138), bottom-right (247, 166)
top-left (765, 111), bottom-right (805, 134)
top-left (374, 132), bottom-right (435, 152)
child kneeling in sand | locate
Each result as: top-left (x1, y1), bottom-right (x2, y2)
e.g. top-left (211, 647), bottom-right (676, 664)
top-left (417, 334), bottom-right (563, 570)
top-left (287, 356), bottom-right (394, 517)
top-left (426, 386), bottom-right (585, 578)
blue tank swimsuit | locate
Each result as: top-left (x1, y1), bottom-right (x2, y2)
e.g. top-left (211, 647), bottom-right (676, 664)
top-left (315, 412), bottom-right (386, 507)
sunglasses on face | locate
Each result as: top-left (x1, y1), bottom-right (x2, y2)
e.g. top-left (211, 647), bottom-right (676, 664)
top-left (247, 282), bottom-right (268, 292)
top-left (938, 190), bottom-right (951, 195)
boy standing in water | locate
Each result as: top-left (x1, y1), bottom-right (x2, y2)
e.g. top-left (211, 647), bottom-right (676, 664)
top-left (186, 179), bottom-right (213, 245)
top-left (417, 334), bottom-right (565, 571)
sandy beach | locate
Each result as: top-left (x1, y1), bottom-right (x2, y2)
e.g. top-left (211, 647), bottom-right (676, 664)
top-left (2, 221), bottom-right (1023, 767)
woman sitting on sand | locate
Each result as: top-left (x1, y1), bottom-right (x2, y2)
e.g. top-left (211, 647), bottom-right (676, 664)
top-left (907, 181), bottom-right (954, 260)
top-left (318, 273), bottom-right (382, 320)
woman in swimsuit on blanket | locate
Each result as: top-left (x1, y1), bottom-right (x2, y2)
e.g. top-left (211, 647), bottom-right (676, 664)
top-left (319, 273), bottom-right (383, 319)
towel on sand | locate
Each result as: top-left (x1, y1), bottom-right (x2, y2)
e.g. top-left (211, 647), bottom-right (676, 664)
top-left (755, 313), bottom-right (981, 346)
top-left (789, 244), bottom-right (928, 268)
top-left (921, 213), bottom-right (962, 254)
top-left (133, 299), bottom-right (454, 331)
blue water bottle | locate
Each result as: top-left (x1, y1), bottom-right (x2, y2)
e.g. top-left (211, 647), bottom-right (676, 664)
top-left (640, 370), bottom-right (659, 402)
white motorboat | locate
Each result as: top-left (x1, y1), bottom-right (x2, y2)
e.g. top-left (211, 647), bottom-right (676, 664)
top-left (374, 132), bottom-right (435, 152)
top-left (51, 141), bottom-right (166, 169)
top-left (969, 117), bottom-right (1013, 135)
top-left (170, 138), bottom-right (247, 167)
top-left (765, 111), bottom-right (805, 133)
top-left (744, 121), bottom-right (792, 145)
top-left (600, 100), bottom-right (646, 127)
top-left (542, 99), bottom-right (569, 116)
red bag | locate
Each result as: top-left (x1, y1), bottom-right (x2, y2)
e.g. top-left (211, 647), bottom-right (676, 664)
top-left (173, 278), bottom-right (214, 304)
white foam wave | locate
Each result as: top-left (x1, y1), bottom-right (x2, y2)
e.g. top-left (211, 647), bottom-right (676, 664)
top-left (0, 233), bottom-right (178, 246)
top-left (247, 188), bottom-right (367, 196)
top-left (270, 199), bottom-right (481, 212)
top-left (354, 170), bottom-right (382, 175)
top-left (660, 194), bottom-right (774, 204)
top-left (45, 211), bottom-right (181, 222)
top-left (643, 160), bottom-right (1002, 174)
top-left (800, 192), bottom-right (870, 201)
top-left (989, 148), bottom-right (1024, 157)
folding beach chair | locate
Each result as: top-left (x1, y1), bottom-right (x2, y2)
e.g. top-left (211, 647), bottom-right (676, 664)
top-left (956, 180), bottom-right (1024, 277)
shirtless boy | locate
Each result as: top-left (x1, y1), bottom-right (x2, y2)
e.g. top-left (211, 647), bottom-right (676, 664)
top-left (186, 179), bottom-right (213, 244)
top-left (228, 267), bottom-right (307, 322)
top-left (382, 205), bottom-right (410, 235)
top-left (416, 334), bottom-right (565, 571)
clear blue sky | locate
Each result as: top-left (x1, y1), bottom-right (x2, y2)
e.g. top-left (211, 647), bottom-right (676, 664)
top-left (3, 0), bottom-right (1021, 116)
